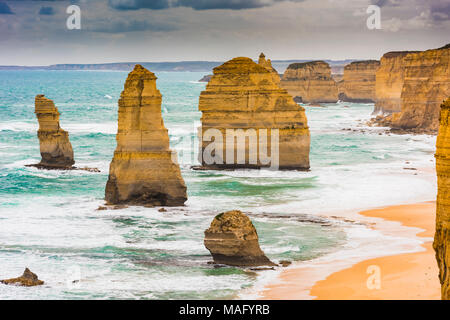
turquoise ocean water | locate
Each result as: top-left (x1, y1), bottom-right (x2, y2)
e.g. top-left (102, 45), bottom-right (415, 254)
top-left (0, 71), bottom-right (437, 299)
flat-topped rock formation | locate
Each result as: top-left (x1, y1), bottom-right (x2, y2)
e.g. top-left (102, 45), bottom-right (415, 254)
top-left (258, 53), bottom-right (280, 84)
top-left (341, 60), bottom-right (379, 103)
top-left (32, 95), bottom-right (74, 169)
top-left (280, 61), bottom-right (338, 103)
top-left (204, 210), bottom-right (276, 267)
top-left (434, 97), bottom-right (450, 300)
top-left (198, 56), bottom-right (310, 170)
top-left (1, 268), bottom-right (44, 287)
top-left (373, 51), bottom-right (418, 115)
top-left (392, 45), bottom-right (450, 133)
top-left (105, 64), bottom-right (187, 206)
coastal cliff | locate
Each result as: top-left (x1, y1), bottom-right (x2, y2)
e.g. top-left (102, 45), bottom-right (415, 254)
top-left (393, 45), bottom-right (450, 132)
top-left (198, 56), bottom-right (310, 170)
top-left (434, 97), bottom-right (450, 300)
top-left (341, 60), bottom-right (379, 103)
top-left (280, 61), bottom-right (338, 103)
top-left (204, 210), bottom-right (275, 267)
top-left (105, 64), bottom-right (187, 206)
top-left (258, 53), bottom-right (281, 84)
top-left (374, 51), bottom-right (417, 114)
top-left (33, 94), bottom-right (74, 168)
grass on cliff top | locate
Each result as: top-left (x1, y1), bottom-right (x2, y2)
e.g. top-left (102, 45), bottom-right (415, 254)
top-left (287, 61), bottom-right (327, 69)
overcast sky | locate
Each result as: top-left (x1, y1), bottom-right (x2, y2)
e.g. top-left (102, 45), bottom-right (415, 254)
top-left (0, 0), bottom-right (448, 65)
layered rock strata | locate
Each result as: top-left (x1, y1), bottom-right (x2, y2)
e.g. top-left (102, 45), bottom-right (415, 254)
top-left (434, 97), bottom-right (450, 300)
top-left (33, 94), bottom-right (75, 168)
top-left (341, 60), bottom-right (379, 102)
top-left (204, 210), bottom-right (275, 267)
top-left (105, 64), bottom-right (187, 206)
top-left (373, 51), bottom-right (417, 114)
top-left (1, 268), bottom-right (44, 287)
top-left (280, 61), bottom-right (338, 103)
top-left (392, 45), bottom-right (450, 132)
top-left (198, 56), bottom-right (310, 170)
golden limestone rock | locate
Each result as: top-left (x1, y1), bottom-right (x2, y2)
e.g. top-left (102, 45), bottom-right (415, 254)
top-left (341, 60), bottom-right (380, 103)
top-left (373, 51), bottom-right (418, 115)
top-left (392, 44), bottom-right (450, 133)
top-left (280, 61), bottom-right (338, 103)
top-left (105, 65), bottom-right (187, 206)
top-left (198, 56), bottom-right (310, 170)
top-left (33, 94), bottom-right (74, 168)
top-left (434, 97), bottom-right (450, 300)
top-left (258, 52), bottom-right (281, 84)
top-left (1, 268), bottom-right (44, 287)
top-left (204, 210), bottom-right (275, 267)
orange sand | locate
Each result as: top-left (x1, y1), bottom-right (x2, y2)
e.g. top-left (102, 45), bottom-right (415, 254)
top-left (262, 202), bottom-right (441, 300)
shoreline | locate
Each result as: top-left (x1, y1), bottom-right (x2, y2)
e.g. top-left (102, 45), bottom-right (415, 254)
top-left (258, 201), bottom-right (440, 300)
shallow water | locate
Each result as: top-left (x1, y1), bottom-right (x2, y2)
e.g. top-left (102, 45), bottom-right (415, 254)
top-left (0, 71), bottom-right (436, 299)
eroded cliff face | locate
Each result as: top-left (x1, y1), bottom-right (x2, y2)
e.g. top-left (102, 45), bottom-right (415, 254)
top-left (341, 60), bottom-right (379, 103)
top-left (374, 51), bottom-right (417, 114)
top-left (105, 64), bottom-right (187, 206)
top-left (434, 97), bottom-right (450, 300)
top-left (204, 210), bottom-right (275, 267)
top-left (393, 45), bottom-right (450, 132)
top-left (34, 94), bottom-right (74, 168)
top-left (280, 61), bottom-right (338, 103)
top-left (198, 56), bottom-right (310, 170)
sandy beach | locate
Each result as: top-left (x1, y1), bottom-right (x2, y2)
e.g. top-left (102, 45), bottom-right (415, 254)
top-left (260, 202), bottom-right (441, 300)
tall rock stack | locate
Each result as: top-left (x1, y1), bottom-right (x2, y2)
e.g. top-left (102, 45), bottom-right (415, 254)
top-left (280, 61), bottom-right (338, 103)
top-left (105, 65), bottom-right (187, 206)
top-left (341, 60), bottom-right (379, 103)
top-left (374, 51), bottom-right (417, 114)
top-left (393, 44), bottom-right (450, 133)
top-left (258, 53), bottom-right (280, 84)
top-left (198, 56), bottom-right (310, 170)
top-left (434, 97), bottom-right (450, 300)
top-left (34, 94), bottom-right (74, 168)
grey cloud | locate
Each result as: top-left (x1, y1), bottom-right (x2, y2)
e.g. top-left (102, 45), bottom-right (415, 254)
top-left (0, 2), bottom-right (13, 14)
top-left (86, 19), bottom-right (178, 33)
top-left (109, 0), bottom-right (305, 11)
top-left (39, 6), bottom-right (54, 15)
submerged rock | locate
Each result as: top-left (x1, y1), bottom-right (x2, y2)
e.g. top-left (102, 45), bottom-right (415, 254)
top-left (434, 97), bottom-right (450, 300)
top-left (32, 94), bottom-right (75, 169)
top-left (1, 268), bottom-right (44, 287)
top-left (105, 64), bottom-right (187, 206)
top-left (204, 210), bottom-right (276, 267)
top-left (280, 61), bottom-right (338, 103)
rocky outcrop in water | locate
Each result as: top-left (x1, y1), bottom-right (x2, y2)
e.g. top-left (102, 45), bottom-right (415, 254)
top-left (204, 210), bottom-right (275, 267)
top-left (434, 97), bottom-right (450, 300)
top-left (341, 60), bottom-right (379, 103)
top-left (32, 95), bottom-right (74, 168)
top-left (280, 61), bottom-right (338, 103)
top-left (392, 45), bottom-right (450, 133)
top-left (1, 268), bottom-right (44, 287)
top-left (197, 56), bottom-right (310, 170)
top-left (105, 64), bottom-right (187, 206)
top-left (199, 74), bottom-right (212, 82)
top-left (373, 51), bottom-right (417, 115)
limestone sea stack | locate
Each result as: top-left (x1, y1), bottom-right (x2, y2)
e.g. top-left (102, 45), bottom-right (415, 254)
top-left (1, 268), bottom-right (44, 287)
top-left (341, 60), bottom-right (380, 103)
top-left (258, 52), bottom-right (281, 84)
top-left (198, 56), bottom-right (310, 170)
top-left (373, 51), bottom-right (418, 115)
top-left (204, 210), bottom-right (275, 267)
top-left (33, 94), bottom-right (74, 168)
top-left (280, 61), bottom-right (338, 103)
top-left (105, 65), bottom-right (187, 206)
top-left (434, 97), bottom-right (450, 300)
top-left (392, 44), bottom-right (450, 133)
